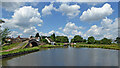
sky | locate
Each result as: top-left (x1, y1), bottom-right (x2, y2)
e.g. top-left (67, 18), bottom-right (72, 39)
top-left (0, 1), bottom-right (119, 40)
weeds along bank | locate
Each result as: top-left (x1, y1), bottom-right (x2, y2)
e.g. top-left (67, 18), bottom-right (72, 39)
top-left (70, 43), bottom-right (120, 50)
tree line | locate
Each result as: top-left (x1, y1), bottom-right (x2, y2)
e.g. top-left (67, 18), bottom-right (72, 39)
top-left (71, 35), bottom-right (120, 45)
top-left (35, 33), bottom-right (120, 45)
top-left (35, 33), bottom-right (69, 43)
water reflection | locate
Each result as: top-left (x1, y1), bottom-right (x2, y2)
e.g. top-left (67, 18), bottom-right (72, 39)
top-left (2, 47), bottom-right (118, 66)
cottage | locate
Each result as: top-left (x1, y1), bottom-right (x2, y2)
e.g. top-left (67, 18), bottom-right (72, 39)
top-left (45, 37), bottom-right (55, 45)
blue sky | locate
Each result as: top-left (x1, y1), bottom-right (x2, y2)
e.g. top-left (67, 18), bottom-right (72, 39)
top-left (1, 2), bottom-right (119, 40)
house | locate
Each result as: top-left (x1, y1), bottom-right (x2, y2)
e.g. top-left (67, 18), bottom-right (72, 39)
top-left (45, 37), bottom-right (55, 45)
top-left (35, 37), bottom-right (40, 41)
top-left (30, 36), bottom-right (40, 42)
top-left (5, 36), bottom-right (29, 44)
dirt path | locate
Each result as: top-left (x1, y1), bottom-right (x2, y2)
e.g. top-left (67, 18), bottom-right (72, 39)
top-left (1, 41), bottom-right (28, 52)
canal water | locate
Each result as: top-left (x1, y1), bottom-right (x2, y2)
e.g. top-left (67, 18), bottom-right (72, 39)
top-left (2, 47), bottom-right (118, 66)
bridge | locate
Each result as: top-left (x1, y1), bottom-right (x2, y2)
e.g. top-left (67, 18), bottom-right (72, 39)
top-left (22, 37), bottom-right (55, 48)
top-left (23, 39), bottom-right (39, 48)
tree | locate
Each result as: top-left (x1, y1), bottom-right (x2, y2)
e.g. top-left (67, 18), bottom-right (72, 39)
top-left (50, 33), bottom-right (55, 41)
top-left (100, 38), bottom-right (112, 44)
top-left (71, 38), bottom-right (74, 43)
top-left (0, 19), bottom-right (5, 23)
top-left (83, 39), bottom-right (86, 43)
top-left (41, 39), bottom-right (48, 43)
top-left (71, 35), bottom-right (83, 43)
top-left (55, 36), bottom-right (69, 43)
top-left (0, 28), bottom-right (11, 44)
top-left (95, 40), bottom-right (101, 44)
top-left (88, 36), bottom-right (95, 44)
top-left (115, 37), bottom-right (120, 44)
top-left (35, 33), bottom-right (40, 37)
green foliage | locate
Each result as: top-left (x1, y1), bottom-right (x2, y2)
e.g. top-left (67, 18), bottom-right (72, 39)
top-left (95, 40), bottom-right (101, 44)
top-left (88, 36), bottom-right (95, 44)
top-left (71, 43), bottom-right (120, 50)
top-left (55, 36), bottom-right (69, 43)
top-left (0, 28), bottom-right (11, 44)
top-left (41, 39), bottom-right (48, 43)
top-left (1, 47), bottom-right (39, 56)
top-left (50, 33), bottom-right (55, 41)
top-left (83, 39), bottom-right (86, 43)
top-left (0, 19), bottom-right (5, 23)
top-left (35, 33), bottom-right (40, 37)
top-left (115, 37), bottom-right (120, 44)
top-left (71, 35), bottom-right (83, 43)
top-left (2, 42), bottom-right (21, 50)
top-left (0, 28), bottom-right (10, 38)
top-left (30, 36), bottom-right (34, 38)
top-left (100, 38), bottom-right (112, 44)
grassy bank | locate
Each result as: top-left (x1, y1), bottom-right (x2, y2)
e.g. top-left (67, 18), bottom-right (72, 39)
top-left (1, 47), bottom-right (39, 58)
top-left (71, 43), bottom-right (120, 50)
top-left (2, 42), bottom-right (22, 50)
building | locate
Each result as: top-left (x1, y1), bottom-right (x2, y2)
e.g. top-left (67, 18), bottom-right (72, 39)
top-left (45, 37), bottom-right (55, 45)
top-left (5, 36), bottom-right (29, 44)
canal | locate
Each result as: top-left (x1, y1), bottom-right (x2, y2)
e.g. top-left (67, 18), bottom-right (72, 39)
top-left (2, 47), bottom-right (118, 66)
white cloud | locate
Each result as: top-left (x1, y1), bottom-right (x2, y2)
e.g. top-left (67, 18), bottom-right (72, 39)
top-left (71, 30), bottom-right (82, 35)
top-left (9, 31), bottom-right (23, 37)
top-left (56, 4), bottom-right (80, 18)
top-left (48, 30), bottom-right (55, 35)
top-left (39, 30), bottom-right (66, 36)
top-left (63, 22), bottom-right (83, 34)
top-left (39, 32), bottom-right (49, 36)
top-left (55, 0), bottom-right (109, 2)
top-left (2, 2), bottom-right (25, 12)
top-left (42, 3), bottom-right (56, 16)
top-left (2, 6), bottom-right (43, 29)
top-left (84, 18), bottom-right (118, 39)
top-left (23, 26), bottom-right (38, 36)
top-left (59, 27), bottom-right (62, 30)
top-left (80, 3), bottom-right (113, 21)
top-left (48, 30), bottom-right (66, 36)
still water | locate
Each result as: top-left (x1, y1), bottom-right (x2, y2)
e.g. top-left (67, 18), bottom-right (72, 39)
top-left (2, 47), bottom-right (118, 66)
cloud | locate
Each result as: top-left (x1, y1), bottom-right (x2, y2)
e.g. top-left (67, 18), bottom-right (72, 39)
top-left (56, 4), bottom-right (80, 18)
top-left (39, 30), bottom-right (66, 36)
top-left (2, 6), bottom-right (43, 29)
top-left (42, 3), bottom-right (56, 16)
top-left (80, 3), bottom-right (113, 22)
top-left (9, 31), bottom-right (23, 37)
top-left (23, 26), bottom-right (38, 36)
top-left (48, 30), bottom-right (66, 36)
top-left (2, 2), bottom-right (25, 12)
top-left (71, 30), bottom-right (82, 35)
top-left (59, 27), bottom-right (62, 30)
top-left (63, 22), bottom-right (83, 34)
top-left (55, 0), bottom-right (109, 2)
top-left (84, 18), bottom-right (118, 39)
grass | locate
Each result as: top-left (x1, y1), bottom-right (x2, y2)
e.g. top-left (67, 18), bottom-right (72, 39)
top-left (71, 43), bottom-right (120, 50)
top-left (2, 42), bottom-right (22, 50)
top-left (1, 44), bottom-right (65, 57)
top-left (1, 47), bottom-right (39, 56)
top-left (20, 42), bottom-right (28, 49)
top-left (56, 43), bottom-right (66, 45)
